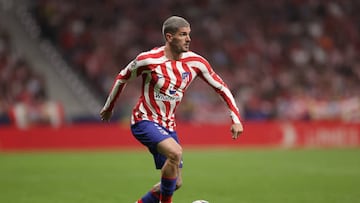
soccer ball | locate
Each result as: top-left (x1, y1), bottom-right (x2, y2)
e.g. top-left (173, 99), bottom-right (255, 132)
top-left (192, 200), bottom-right (209, 203)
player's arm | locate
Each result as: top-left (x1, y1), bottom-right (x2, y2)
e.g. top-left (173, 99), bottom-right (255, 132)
top-left (197, 59), bottom-right (244, 138)
top-left (100, 59), bottom-right (141, 121)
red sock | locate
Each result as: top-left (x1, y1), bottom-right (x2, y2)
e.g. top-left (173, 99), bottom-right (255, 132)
top-left (159, 176), bottom-right (176, 203)
top-left (159, 194), bottom-right (172, 203)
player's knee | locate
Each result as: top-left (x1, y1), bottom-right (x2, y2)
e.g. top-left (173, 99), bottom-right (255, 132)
top-left (167, 147), bottom-right (183, 164)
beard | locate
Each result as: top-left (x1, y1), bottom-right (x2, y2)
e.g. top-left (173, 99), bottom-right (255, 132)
top-left (170, 41), bottom-right (190, 54)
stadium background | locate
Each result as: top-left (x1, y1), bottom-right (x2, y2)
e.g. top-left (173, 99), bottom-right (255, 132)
top-left (0, 1), bottom-right (360, 203)
top-left (0, 0), bottom-right (359, 148)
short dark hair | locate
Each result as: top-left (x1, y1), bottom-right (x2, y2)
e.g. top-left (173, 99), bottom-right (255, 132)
top-left (162, 16), bottom-right (190, 37)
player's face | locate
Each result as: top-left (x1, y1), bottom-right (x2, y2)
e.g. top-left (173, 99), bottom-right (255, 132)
top-left (169, 26), bottom-right (191, 53)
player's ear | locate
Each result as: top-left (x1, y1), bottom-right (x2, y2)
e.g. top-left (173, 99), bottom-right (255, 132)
top-left (165, 32), bottom-right (173, 42)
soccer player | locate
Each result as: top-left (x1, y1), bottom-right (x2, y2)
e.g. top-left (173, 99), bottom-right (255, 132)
top-left (100, 16), bottom-right (243, 203)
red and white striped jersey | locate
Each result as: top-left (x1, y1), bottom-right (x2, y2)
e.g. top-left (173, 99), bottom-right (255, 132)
top-left (102, 46), bottom-right (241, 131)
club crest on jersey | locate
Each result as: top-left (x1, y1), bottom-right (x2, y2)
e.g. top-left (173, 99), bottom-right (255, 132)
top-left (182, 72), bottom-right (190, 83)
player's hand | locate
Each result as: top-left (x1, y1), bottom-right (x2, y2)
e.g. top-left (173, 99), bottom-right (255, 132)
top-left (100, 108), bottom-right (113, 122)
top-left (230, 123), bottom-right (243, 140)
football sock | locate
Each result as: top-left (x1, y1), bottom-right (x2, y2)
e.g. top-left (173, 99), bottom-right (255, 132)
top-left (160, 176), bottom-right (177, 203)
top-left (138, 189), bottom-right (160, 203)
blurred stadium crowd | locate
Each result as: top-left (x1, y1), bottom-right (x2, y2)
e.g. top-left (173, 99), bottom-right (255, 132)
top-left (0, 25), bottom-right (47, 124)
top-left (1, 0), bottom-right (360, 125)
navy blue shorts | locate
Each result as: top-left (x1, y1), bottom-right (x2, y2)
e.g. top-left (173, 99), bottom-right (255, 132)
top-left (131, 120), bottom-right (183, 169)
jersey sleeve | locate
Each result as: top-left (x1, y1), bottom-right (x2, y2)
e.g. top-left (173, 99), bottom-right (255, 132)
top-left (197, 58), bottom-right (242, 124)
top-left (101, 57), bottom-right (144, 112)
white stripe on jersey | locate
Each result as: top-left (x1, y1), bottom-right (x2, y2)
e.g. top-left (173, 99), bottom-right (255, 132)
top-left (144, 70), bottom-right (159, 123)
top-left (154, 63), bottom-right (168, 127)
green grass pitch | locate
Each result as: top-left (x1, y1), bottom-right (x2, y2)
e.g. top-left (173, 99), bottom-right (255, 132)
top-left (1, 148), bottom-right (360, 203)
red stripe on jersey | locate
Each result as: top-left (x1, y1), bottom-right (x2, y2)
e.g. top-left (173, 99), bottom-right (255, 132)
top-left (137, 49), bottom-right (164, 61)
top-left (182, 56), bottom-right (211, 71)
top-left (219, 90), bottom-right (241, 119)
top-left (107, 76), bottom-right (126, 110)
top-left (160, 64), bottom-right (171, 125)
top-left (160, 64), bottom-right (170, 94)
top-left (117, 69), bottom-right (131, 80)
top-left (136, 66), bottom-right (148, 77)
top-left (143, 73), bottom-right (158, 122)
top-left (109, 85), bottom-right (125, 110)
top-left (172, 61), bottom-right (183, 89)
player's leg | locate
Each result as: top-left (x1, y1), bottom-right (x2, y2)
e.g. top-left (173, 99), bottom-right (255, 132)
top-left (156, 138), bottom-right (182, 203)
top-left (138, 169), bottom-right (182, 203)
top-left (150, 169), bottom-right (183, 203)
top-left (154, 168), bottom-right (183, 191)
top-left (134, 157), bottom-right (182, 203)
top-left (131, 121), bottom-right (182, 203)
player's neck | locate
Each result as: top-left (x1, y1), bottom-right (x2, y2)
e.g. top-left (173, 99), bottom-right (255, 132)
top-left (164, 45), bottom-right (182, 61)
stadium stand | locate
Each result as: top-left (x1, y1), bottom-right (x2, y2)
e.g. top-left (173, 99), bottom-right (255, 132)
top-left (0, 1), bottom-right (105, 127)
top-left (0, 23), bottom-right (64, 128)
top-left (3, 0), bottom-right (360, 124)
